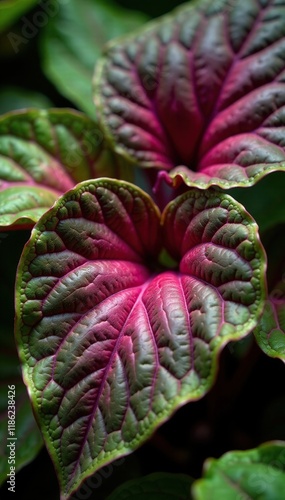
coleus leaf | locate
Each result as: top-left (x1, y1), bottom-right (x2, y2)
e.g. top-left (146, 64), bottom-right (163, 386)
top-left (192, 441), bottom-right (285, 499)
top-left (15, 179), bottom-right (266, 499)
top-left (94, 0), bottom-right (285, 189)
top-left (108, 472), bottom-right (193, 500)
top-left (254, 279), bottom-right (285, 362)
top-left (41, 0), bottom-right (149, 119)
top-left (0, 109), bottom-right (120, 229)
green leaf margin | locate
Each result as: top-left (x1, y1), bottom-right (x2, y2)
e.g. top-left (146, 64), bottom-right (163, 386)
top-left (192, 441), bottom-right (285, 500)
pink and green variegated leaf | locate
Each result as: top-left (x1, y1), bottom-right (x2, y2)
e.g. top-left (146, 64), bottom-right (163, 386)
top-left (15, 179), bottom-right (266, 499)
top-left (254, 279), bottom-right (285, 362)
top-left (94, 0), bottom-right (285, 189)
top-left (0, 109), bottom-right (118, 229)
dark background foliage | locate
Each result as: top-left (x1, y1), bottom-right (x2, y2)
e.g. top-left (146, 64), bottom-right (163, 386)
top-left (0, 1), bottom-right (284, 499)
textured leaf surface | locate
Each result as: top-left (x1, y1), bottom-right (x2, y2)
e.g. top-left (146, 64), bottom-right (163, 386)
top-left (192, 441), bottom-right (285, 500)
top-left (254, 280), bottom-right (285, 361)
top-left (95, 0), bottom-right (285, 188)
top-left (41, 0), bottom-right (148, 119)
top-left (15, 179), bottom-right (266, 499)
top-left (108, 472), bottom-right (193, 499)
top-left (0, 109), bottom-right (116, 229)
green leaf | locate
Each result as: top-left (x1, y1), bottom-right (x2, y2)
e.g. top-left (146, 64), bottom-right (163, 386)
top-left (108, 472), bottom-right (193, 499)
top-left (254, 280), bottom-right (285, 362)
top-left (192, 441), bottom-right (285, 500)
top-left (40, 0), bottom-right (149, 118)
top-left (0, 108), bottom-right (118, 229)
top-left (0, 0), bottom-right (37, 33)
top-left (0, 87), bottom-right (52, 115)
top-left (229, 172), bottom-right (285, 234)
top-left (15, 179), bottom-right (266, 499)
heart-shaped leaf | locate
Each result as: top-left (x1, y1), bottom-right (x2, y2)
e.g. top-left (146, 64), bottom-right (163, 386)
top-left (41, 0), bottom-right (149, 119)
top-left (192, 441), bottom-right (285, 499)
top-left (108, 472), bottom-right (193, 500)
top-left (254, 279), bottom-right (285, 362)
top-left (15, 179), bottom-right (266, 499)
top-left (95, 0), bottom-right (285, 189)
top-left (0, 109), bottom-right (118, 229)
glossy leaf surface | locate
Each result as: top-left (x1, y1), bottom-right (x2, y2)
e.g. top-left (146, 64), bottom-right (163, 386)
top-left (15, 179), bottom-right (266, 499)
top-left (95, 0), bottom-right (285, 189)
top-left (108, 472), bottom-right (193, 500)
top-left (0, 109), bottom-right (116, 229)
top-left (254, 280), bottom-right (285, 362)
top-left (192, 441), bottom-right (285, 499)
top-left (41, 0), bottom-right (148, 119)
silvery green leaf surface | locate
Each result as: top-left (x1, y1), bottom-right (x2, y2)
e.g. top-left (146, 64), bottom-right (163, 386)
top-left (0, 109), bottom-right (117, 229)
top-left (95, 0), bottom-right (285, 189)
top-left (15, 179), bottom-right (266, 498)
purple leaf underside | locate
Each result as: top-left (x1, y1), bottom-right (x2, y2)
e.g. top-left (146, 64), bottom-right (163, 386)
top-left (95, 0), bottom-right (285, 188)
top-left (15, 179), bottom-right (266, 498)
top-left (0, 109), bottom-right (116, 229)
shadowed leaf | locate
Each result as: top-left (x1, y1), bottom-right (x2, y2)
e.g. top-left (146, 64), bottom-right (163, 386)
top-left (254, 279), bottom-right (285, 362)
top-left (0, 0), bottom-right (37, 33)
top-left (0, 87), bottom-right (52, 115)
top-left (108, 472), bottom-right (193, 499)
